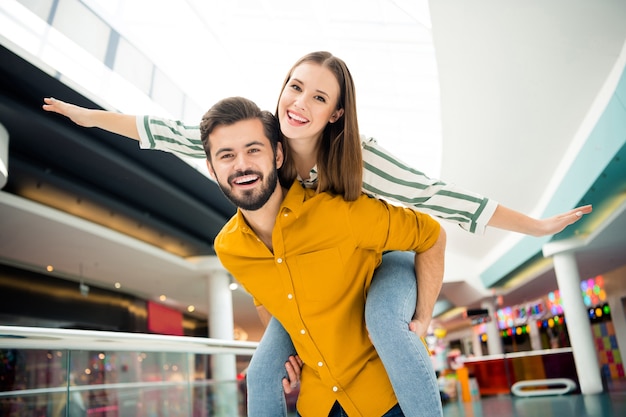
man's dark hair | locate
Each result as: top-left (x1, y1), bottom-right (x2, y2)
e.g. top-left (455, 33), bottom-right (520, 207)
top-left (199, 97), bottom-right (280, 161)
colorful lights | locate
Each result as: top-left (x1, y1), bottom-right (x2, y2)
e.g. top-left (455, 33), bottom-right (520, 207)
top-left (546, 291), bottom-right (564, 316)
top-left (581, 275), bottom-right (607, 307)
top-left (501, 325), bottom-right (529, 338)
top-left (497, 302), bottom-right (545, 329)
top-left (588, 303), bottom-right (612, 322)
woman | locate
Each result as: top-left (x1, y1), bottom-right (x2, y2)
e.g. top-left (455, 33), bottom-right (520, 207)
top-left (43, 51), bottom-right (590, 417)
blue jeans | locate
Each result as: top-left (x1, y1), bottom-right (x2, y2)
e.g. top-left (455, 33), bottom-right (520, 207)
top-left (246, 317), bottom-right (296, 416)
top-left (246, 251), bottom-right (443, 417)
top-left (297, 401), bottom-right (404, 417)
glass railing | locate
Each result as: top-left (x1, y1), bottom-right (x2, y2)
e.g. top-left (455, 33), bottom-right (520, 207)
top-left (0, 325), bottom-right (258, 417)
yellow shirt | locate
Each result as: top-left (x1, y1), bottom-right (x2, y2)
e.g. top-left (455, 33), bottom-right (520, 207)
top-left (214, 181), bottom-right (441, 417)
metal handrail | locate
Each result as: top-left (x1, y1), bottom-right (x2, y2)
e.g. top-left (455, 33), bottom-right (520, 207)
top-left (0, 325), bottom-right (258, 355)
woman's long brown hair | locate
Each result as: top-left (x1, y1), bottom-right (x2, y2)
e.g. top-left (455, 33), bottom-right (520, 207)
top-left (276, 51), bottom-right (363, 201)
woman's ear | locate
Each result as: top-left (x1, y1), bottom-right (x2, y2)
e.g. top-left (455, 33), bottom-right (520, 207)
top-left (329, 108), bottom-right (344, 123)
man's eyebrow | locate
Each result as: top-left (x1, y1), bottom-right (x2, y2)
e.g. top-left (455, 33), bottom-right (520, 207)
top-left (214, 140), bottom-right (266, 155)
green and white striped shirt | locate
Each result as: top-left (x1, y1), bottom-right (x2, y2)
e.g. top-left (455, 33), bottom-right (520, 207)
top-left (137, 115), bottom-right (497, 234)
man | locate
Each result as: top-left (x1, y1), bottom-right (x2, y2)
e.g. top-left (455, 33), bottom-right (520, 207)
top-left (200, 97), bottom-right (446, 417)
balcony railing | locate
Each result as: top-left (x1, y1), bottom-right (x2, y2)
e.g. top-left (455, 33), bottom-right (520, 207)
top-left (0, 325), bottom-right (258, 417)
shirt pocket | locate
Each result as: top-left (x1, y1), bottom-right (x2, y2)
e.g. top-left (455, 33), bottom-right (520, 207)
top-left (293, 248), bottom-right (346, 302)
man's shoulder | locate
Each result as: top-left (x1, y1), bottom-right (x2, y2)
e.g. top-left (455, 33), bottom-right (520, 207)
top-left (214, 214), bottom-right (243, 247)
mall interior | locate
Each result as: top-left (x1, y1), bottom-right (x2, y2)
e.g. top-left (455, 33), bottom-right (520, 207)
top-left (1, 1), bottom-right (626, 416)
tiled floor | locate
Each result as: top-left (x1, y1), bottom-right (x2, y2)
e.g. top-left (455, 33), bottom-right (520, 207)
top-left (443, 392), bottom-right (626, 417)
top-left (287, 380), bottom-right (626, 416)
top-left (444, 379), bottom-right (626, 417)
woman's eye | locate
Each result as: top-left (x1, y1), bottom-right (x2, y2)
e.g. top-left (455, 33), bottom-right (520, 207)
top-left (314, 96), bottom-right (326, 103)
top-left (290, 84), bottom-right (302, 92)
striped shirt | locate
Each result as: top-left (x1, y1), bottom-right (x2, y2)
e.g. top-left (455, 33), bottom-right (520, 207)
top-left (136, 115), bottom-right (498, 234)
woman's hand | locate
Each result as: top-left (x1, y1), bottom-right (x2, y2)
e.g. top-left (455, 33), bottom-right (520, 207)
top-left (533, 205), bottom-right (593, 237)
top-left (42, 97), bottom-right (97, 127)
top-left (489, 204), bottom-right (593, 237)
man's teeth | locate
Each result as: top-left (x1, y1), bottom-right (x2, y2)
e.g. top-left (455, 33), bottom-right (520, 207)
top-left (235, 175), bottom-right (258, 185)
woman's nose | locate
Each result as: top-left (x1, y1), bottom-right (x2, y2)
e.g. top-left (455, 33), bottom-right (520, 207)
top-left (293, 96), bottom-right (305, 110)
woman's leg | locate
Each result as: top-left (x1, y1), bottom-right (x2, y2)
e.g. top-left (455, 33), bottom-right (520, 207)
top-left (365, 251), bottom-right (443, 417)
top-left (246, 317), bottom-right (297, 416)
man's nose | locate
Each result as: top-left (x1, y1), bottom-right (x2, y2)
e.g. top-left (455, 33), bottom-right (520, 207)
top-left (232, 153), bottom-right (249, 171)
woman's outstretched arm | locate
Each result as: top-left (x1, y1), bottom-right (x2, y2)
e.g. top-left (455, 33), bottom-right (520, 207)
top-left (361, 137), bottom-right (592, 237)
top-left (43, 97), bottom-right (205, 159)
top-left (43, 97), bottom-right (140, 140)
top-left (488, 203), bottom-right (592, 237)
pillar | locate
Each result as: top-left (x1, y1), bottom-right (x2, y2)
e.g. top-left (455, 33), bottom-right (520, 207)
top-left (607, 294), bottom-right (626, 379)
top-left (0, 123), bottom-right (8, 189)
top-left (471, 328), bottom-right (483, 357)
top-left (481, 300), bottom-right (503, 355)
top-left (552, 252), bottom-right (603, 394)
top-left (528, 320), bottom-right (543, 351)
top-left (192, 256), bottom-right (239, 417)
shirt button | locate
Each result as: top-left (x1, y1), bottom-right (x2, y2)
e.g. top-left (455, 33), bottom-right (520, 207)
top-left (300, 329), bottom-right (306, 335)
top-left (317, 362), bottom-right (323, 367)
top-left (277, 258), bottom-right (283, 264)
top-left (287, 294), bottom-right (293, 299)
top-left (332, 386), bottom-right (338, 392)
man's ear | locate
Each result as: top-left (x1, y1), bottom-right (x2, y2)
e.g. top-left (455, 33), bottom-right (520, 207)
top-left (205, 159), bottom-right (216, 180)
top-left (276, 142), bottom-right (285, 169)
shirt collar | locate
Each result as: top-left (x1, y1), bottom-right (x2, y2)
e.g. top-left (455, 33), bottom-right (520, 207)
top-left (281, 179), bottom-right (311, 219)
top-left (231, 179), bottom-right (310, 235)
top-left (297, 165), bottom-right (318, 189)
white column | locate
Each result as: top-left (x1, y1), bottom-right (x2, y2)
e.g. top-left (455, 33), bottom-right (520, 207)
top-left (607, 294), bottom-right (626, 377)
top-left (0, 123), bottom-right (9, 189)
top-left (471, 328), bottom-right (483, 357)
top-left (528, 320), bottom-right (543, 351)
top-left (192, 256), bottom-right (239, 417)
top-left (481, 300), bottom-right (503, 355)
top-left (552, 252), bottom-right (603, 394)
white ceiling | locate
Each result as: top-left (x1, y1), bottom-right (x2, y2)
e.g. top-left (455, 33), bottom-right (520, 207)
top-left (1, 0), bottom-right (626, 340)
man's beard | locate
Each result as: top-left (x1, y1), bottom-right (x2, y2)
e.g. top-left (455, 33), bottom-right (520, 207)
top-left (216, 168), bottom-right (278, 211)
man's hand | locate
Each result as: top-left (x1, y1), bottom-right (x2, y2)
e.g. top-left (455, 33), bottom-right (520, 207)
top-left (281, 355), bottom-right (303, 394)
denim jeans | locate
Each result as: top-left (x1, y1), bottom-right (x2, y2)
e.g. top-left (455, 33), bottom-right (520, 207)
top-left (297, 401), bottom-right (404, 417)
top-left (246, 317), bottom-right (296, 416)
top-left (365, 251), bottom-right (443, 417)
top-left (246, 251), bottom-right (443, 417)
